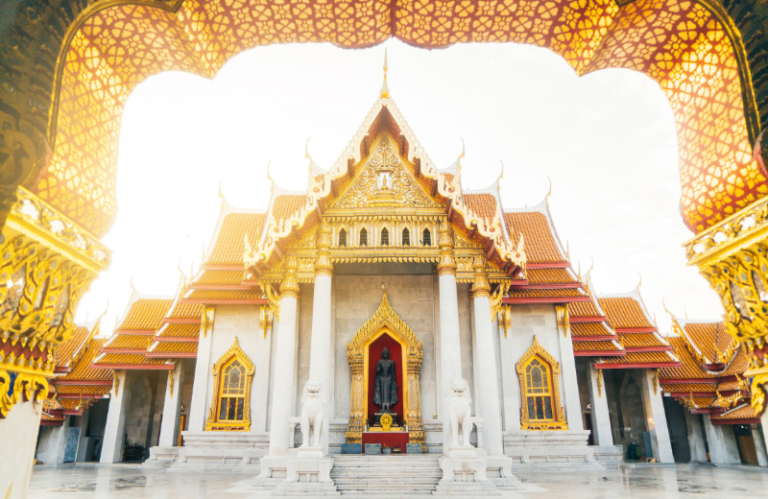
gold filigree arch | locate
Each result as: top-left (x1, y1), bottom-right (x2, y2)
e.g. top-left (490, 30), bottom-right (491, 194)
top-left (346, 293), bottom-right (425, 449)
top-left (515, 336), bottom-right (568, 431)
top-left (14, 0), bottom-right (761, 236)
top-left (206, 337), bottom-right (255, 431)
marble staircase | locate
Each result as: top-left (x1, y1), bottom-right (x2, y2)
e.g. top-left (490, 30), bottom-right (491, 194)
top-left (329, 455), bottom-right (442, 495)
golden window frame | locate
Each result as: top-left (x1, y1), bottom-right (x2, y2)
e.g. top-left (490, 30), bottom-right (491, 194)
top-left (515, 336), bottom-right (567, 431)
top-left (206, 337), bottom-right (255, 431)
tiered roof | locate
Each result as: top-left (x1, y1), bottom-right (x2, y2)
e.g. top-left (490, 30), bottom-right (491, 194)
top-left (147, 280), bottom-right (203, 359)
top-left (92, 290), bottom-right (174, 370)
top-left (593, 288), bottom-right (680, 369)
top-left (660, 316), bottom-right (758, 424)
top-left (568, 272), bottom-right (623, 357)
top-left (45, 319), bottom-right (113, 426)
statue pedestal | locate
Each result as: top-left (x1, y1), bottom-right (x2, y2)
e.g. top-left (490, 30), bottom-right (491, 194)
top-left (271, 449), bottom-right (339, 497)
top-left (435, 446), bottom-right (500, 496)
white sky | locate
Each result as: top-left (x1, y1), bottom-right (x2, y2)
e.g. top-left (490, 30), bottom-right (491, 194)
top-left (75, 39), bottom-right (725, 336)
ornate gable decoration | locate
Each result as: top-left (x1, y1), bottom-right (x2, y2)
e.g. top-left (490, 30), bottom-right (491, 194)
top-left (347, 293), bottom-right (423, 359)
top-left (332, 135), bottom-right (436, 210)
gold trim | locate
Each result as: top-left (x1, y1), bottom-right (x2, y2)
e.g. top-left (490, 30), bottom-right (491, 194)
top-left (555, 304), bottom-right (570, 338)
top-left (205, 337), bottom-right (255, 431)
top-left (515, 336), bottom-right (568, 430)
top-left (346, 293), bottom-right (425, 449)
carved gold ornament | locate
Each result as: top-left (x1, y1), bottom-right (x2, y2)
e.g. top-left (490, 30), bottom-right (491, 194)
top-left (596, 369), bottom-right (603, 398)
top-left (0, 369), bottom-right (48, 418)
top-left (380, 413), bottom-right (393, 432)
top-left (497, 305), bottom-right (512, 339)
top-left (555, 304), bottom-right (570, 338)
top-left (515, 336), bottom-right (568, 430)
top-left (168, 370), bottom-right (175, 398)
top-left (345, 293), bottom-right (425, 450)
top-left (201, 306), bottom-right (215, 339)
top-left (471, 254), bottom-right (491, 300)
top-left (206, 337), bottom-right (255, 431)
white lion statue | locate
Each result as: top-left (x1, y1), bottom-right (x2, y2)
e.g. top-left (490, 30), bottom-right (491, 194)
top-left (448, 377), bottom-right (473, 448)
top-left (300, 378), bottom-right (325, 448)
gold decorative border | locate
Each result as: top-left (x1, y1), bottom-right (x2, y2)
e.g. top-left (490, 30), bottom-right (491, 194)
top-left (515, 336), bottom-right (567, 431)
top-left (205, 337), bottom-right (255, 431)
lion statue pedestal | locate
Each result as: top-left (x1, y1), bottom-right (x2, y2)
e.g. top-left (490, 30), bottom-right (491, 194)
top-left (272, 380), bottom-right (340, 497)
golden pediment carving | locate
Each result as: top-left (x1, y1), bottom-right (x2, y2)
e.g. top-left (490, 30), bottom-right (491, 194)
top-left (346, 293), bottom-right (423, 359)
top-left (332, 135), bottom-right (436, 210)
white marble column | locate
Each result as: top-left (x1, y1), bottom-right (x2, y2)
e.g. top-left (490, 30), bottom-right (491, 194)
top-left (556, 305), bottom-right (584, 431)
top-left (471, 255), bottom-right (504, 457)
top-left (437, 221), bottom-right (463, 452)
top-left (638, 369), bottom-right (674, 463)
top-left (308, 224), bottom-right (333, 454)
top-left (751, 426), bottom-right (767, 467)
top-left (0, 400), bottom-right (42, 499)
top-left (268, 256), bottom-right (300, 456)
top-left (188, 306), bottom-right (215, 432)
top-left (158, 361), bottom-right (185, 447)
top-left (702, 415), bottom-right (741, 464)
top-left (586, 363), bottom-right (613, 446)
top-left (684, 410), bottom-right (708, 463)
top-left (101, 370), bottom-right (132, 463)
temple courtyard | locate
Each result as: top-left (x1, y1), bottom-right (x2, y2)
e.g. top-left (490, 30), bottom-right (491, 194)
top-left (27, 464), bottom-right (768, 498)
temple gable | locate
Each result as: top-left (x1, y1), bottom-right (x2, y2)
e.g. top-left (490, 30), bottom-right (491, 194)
top-left (331, 135), bottom-right (437, 210)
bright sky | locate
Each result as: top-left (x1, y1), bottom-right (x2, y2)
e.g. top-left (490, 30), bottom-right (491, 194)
top-left (75, 39), bottom-right (725, 336)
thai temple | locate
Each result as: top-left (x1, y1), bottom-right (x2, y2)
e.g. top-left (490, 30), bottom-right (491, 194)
top-left (27, 64), bottom-right (768, 495)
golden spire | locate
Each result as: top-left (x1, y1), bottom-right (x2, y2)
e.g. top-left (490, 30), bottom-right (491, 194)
top-left (380, 49), bottom-right (390, 98)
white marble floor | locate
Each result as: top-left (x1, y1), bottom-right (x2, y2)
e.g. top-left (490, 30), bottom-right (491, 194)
top-left (28, 463), bottom-right (768, 498)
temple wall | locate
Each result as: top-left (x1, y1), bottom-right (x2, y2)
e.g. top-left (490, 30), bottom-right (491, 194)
top-left (207, 305), bottom-right (268, 432)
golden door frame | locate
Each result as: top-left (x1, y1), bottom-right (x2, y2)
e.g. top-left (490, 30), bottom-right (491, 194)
top-left (515, 336), bottom-right (568, 431)
top-left (346, 293), bottom-right (425, 449)
top-left (205, 337), bottom-right (255, 431)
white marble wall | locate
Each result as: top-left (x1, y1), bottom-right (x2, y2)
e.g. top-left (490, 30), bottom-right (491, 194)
top-left (206, 305), bottom-right (270, 433)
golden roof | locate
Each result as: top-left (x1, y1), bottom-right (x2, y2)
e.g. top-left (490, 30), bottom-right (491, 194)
top-left (59, 339), bottom-right (112, 382)
top-left (621, 333), bottom-right (669, 349)
top-left (598, 351), bottom-right (678, 365)
top-left (93, 353), bottom-right (170, 367)
top-left (273, 195), bottom-right (306, 224)
top-left (149, 342), bottom-right (198, 355)
top-left (184, 289), bottom-right (263, 301)
top-left (193, 269), bottom-right (244, 286)
top-left (208, 212), bottom-right (267, 265)
top-left (712, 404), bottom-right (759, 421)
top-left (503, 212), bottom-right (565, 263)
top-left (56, 326), bottom-right (90, 368)
top-left (661, 383), bottom-right (717, 394)
top-left (598, 297), bottom-right (654, 329)
top-left (157, 323), bottom-right (200, 338)
top-left (117, 298), bottom-right (173, 330)
top-left (103, 334), bottom-right (153, 350)
top-left (661, 337), bottom-right (717, 380)
top-left (569, 300), bottom-right (603, 318)
top-left (167, 301), bottom-right (203, 319)
top-left (573, 341), bottom-right (621, 352)
top-left (56, 384), bottom-right (111, 395)
top-left (507, 288), bottom-right (585, 299)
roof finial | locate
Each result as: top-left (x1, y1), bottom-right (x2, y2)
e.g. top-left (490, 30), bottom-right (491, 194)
top-left (588, 256), bottom-right (594, 275)
top-left (218, 179), bottom-right (225, 207)
top-left (129, 273), bottom-right (136, 291)
top-left (637, 272), bottom-right (643, 288)
top-left (546, 176), bottom-right (552, 205)
top-left (380, 48), bottom-right (390, 98)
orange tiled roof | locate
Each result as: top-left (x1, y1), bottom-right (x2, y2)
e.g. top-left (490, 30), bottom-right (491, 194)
top-left (713, 404), bottom-right (759, 421)
top-left (193, 269), bottom-right (244, 285)
top-left (622, 333), bottom-right (669, 349)
top-left (683, 322), bottom-right (731, 363)
top-left (93, 353), bottom-right (170, 366)
top-left (56, 385), bottom-right (111, 395)
top-left (721, 348), bottom-right (749, 376)
top-left (157, 323), bottom-right (200, 338)
top-left (208, 212), bottom-right (267, 265)
top-left (569, 299), bottom-right (603, 318)
top-left (598, 297), bottom-right (654, 329)
top-left (149, 342), bottom-right (198, 355)
top-left (661, 337), bottom-right (717, 379)
top-left (41, 412), bottom-right (65, 422)
top-left (103, 335), bottom-right (153, 350)
top-left (503, 212), bottom-right (565, 264)
top-left (526, 268), bottom-right (578, 285)
top-left (463, 194), bottom-right (497, 221)
top-left (599, 351), bottom-right (678, 365)
top-left (118, 298), bottom-right (173, 330)
top-left (56, 326), bottom-right (90, 367)
top-left (507, 288), bottom-right (584, 299)
top-left (571, 322), bottom-right (614, 337)
top-left (573, 341), bottom-right (621, 352)
top-left (61, 339), bottom-right (112, 382)
top-left (660, 383), bottom-right (717, 394)
top-left (273, 195), bottom-right (305, 223)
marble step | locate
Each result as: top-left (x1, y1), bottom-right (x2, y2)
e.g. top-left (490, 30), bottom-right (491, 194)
top-left (330, 456), bottom-right (442, 495)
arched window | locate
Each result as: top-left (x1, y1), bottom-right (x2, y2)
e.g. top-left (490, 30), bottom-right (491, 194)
top-left (219, 359), bottom-right (246, 422)
top-left (339, 229), bottom-right (347, 247)
top-left (515, 336), bottom-right (567, 430)
top-left (422, 228), bottom-right (431, 246)
top-left (381, 228), bottom-right (389, 246)
top-left (206, 338), bottom-right (255, 431)
top-left (524, 358), bottom-right (553, 421)
top-left (360, 228), bottom-right (368, 246)
top-left (402, 228), bottom-right (410, 246)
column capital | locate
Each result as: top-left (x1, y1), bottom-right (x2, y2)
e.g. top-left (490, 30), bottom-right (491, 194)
top-left (555, 304), bottom-right (570, 337)
top-left (314, 222), bottom-right (333, 277)
top-left (471, 254), bottom-right (490, 299)
top-left (280, 254), bottom-right (300, 299)
top-left (437, 219), bottom-right (456, 276)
